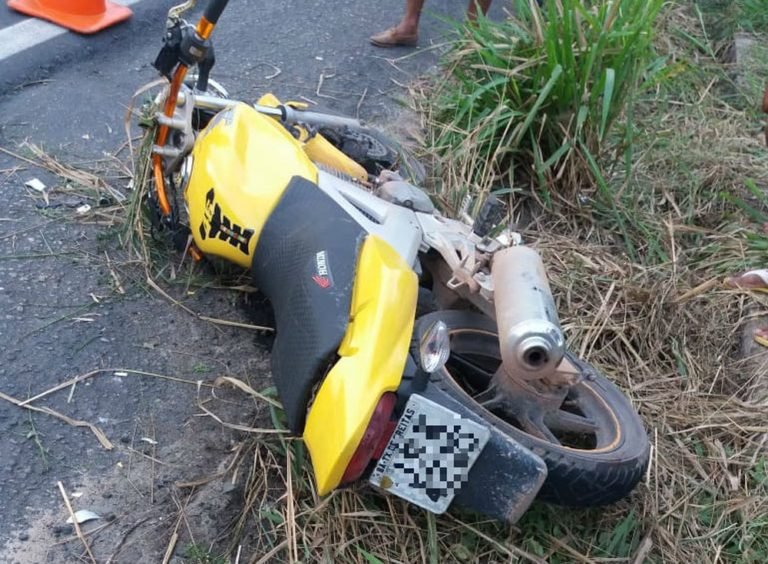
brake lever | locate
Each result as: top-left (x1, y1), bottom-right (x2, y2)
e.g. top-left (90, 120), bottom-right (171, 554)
top-left (167, 0), bottom-right (197, 25)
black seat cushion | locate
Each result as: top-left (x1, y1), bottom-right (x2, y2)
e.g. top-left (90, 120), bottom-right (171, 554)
top-left (251, 175), bottom-right (366, 433)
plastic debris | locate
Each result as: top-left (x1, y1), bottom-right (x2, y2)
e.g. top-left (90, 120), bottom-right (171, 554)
top-left (66, 510), bottom-right (100, 525)
top-left (76, 204), bottom-right (91, 215)
top-left (140, 437), bottom-right (158, 445)
top-left (24, 178), bottom-right (46, 193)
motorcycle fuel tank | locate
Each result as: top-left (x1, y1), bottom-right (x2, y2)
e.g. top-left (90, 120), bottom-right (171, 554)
top-left (185, 103), bottom-right (318, 268)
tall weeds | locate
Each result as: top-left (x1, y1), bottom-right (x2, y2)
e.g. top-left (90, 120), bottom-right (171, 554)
top-left (428, 0), bottom-right (665, 210)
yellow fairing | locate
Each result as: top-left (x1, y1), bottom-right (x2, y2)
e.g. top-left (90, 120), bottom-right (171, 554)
top-left (303, 236), bottom-right (418, 495)
top-left (304, 135), bottom-right (368, 183)
top-left (256, 93), bottom-right (369, 183)
top-left (186, 103), bottom-right (317, 268)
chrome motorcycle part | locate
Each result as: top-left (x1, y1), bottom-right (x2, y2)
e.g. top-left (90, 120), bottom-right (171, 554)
top-left (417, 214), bottom-right (485, 289)
top-left (178, 155), bottom-right (194, 194)
top-left (153, 85), bottom-right (196, 174)
top-left (174, 91), bottom-right (364, 130)
top-left (154, 113), bottom-right (187, 130)
top-left (377, 176), bottom-right (435, 213)
top-left (491, 245), bottom-right (565, 380)
top-left (282, 105), bottom-right (363, 129)
top-left (152, 145), bottom-right (183, 158)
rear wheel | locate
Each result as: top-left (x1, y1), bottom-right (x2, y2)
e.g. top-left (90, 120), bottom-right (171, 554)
top-left (418, 310), bottom-right (649, 507)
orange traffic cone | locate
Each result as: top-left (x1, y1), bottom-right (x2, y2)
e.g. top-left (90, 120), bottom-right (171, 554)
top-left (7, 0), bottom-right (132, 34)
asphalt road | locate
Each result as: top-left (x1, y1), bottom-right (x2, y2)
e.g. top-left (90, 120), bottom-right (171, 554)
top-left (0, 1), bottom-right (508, 561)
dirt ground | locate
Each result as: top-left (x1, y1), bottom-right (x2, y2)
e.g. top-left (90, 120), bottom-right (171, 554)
top-left (0, 0), bottom-right (496, 560)
top-left (0, 174), bottom-right (277, 562)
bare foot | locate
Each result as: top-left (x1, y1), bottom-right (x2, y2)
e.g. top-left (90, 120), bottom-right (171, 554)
top-left (725, 269), bottom-right (768, 290)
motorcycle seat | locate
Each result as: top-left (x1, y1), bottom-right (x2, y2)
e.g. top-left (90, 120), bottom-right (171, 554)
top-left (251, 175), bottom-right (367, 433)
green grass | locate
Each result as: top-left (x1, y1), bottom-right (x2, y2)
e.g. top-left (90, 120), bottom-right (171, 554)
top-left (183, 543), bottom-right (228, 564)
top-left (406, 1), bottom-right (768, 563)
top-left (428, 0), bottom-right (665, 212)
top-left (698, 0), bottom-right (768, 38)
top-left (737, 0), bottom-right (768, 33)
top-left (24, 413), bottom-right (49, 472)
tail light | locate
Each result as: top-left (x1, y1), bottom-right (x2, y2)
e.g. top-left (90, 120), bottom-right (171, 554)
top-left (340, 392), bottom-right (397, 485)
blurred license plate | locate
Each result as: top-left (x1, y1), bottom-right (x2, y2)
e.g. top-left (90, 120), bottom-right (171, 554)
top-left (369, 394), bottom-right (490, 514)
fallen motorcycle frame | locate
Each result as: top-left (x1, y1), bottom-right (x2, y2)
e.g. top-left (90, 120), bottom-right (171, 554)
top-left (141, 0), bottom-right (650, 524)
top-left (149, 86), bottom-right (590, 522)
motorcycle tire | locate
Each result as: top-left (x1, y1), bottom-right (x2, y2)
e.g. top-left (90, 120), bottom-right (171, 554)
top-left (318, 125), bottom-right (426, 186)
top-left (417, 310), bottom-right (650, 507)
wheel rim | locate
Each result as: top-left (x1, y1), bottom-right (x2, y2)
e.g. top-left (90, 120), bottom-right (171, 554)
top-left (442, 328), bottom-right (622, 452)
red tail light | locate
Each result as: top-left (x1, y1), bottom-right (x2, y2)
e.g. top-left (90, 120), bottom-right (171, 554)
top-left (340, 392), bottom-right (397, 485)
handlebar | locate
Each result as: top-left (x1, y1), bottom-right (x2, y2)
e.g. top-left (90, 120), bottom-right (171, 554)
top-left (203, 0), bottom-right (229, 26)
top-left (177, 91), bottom-right (365, 129)
top-left (154, 0), bottom-right (230, 218)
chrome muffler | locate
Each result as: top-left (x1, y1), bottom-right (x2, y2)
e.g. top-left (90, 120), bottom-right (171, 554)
top-left (491, 246), bottom-right (565, 380)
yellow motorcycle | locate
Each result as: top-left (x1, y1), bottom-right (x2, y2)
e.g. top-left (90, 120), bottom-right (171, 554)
top-left (141, 0), bottom-right (650, 522)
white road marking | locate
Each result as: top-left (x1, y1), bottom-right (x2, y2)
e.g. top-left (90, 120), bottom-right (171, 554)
top-left (0, 0), bottom-right (142, 63)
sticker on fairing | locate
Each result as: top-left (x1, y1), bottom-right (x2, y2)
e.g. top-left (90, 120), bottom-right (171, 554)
top-left (369, 394), bottom-right (490, 514)
top-left (198, 188), bottom-right (255, 255)
top-left (312, 250), bottom-right (334, 289)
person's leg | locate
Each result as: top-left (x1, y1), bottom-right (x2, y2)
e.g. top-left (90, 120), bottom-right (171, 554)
top-left (399, 0), bottom-right (425, 36)
top-left (370, 0), bottom-right (424, 47)
top-left (466, 0), bottom-right (492, 20)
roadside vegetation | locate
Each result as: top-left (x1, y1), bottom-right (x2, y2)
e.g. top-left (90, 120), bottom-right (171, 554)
top-left (118, 0), bottom-right (768, 562)
top-left (203, 1), bottom-right (768, 562)
top-left (408, 0), bottom-right (768, 561)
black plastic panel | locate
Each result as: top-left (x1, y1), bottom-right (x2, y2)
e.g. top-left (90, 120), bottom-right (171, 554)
top-left (251, 176), bottom-right (366, 433)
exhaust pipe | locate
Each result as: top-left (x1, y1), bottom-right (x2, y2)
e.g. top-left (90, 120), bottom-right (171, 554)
top-left (491, 246), bottom-right (565, 380)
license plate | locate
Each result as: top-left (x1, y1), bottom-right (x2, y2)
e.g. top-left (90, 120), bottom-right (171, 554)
top-left (369, 394), bottom-right (490, 514)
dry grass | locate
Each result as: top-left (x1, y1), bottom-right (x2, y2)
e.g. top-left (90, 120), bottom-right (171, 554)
top-left (0, 141), bottom-right (129, 228)
top-left (211, 434), bottom-right (564, 563)
top-left (116, 5), bottom-right (768, 561)
top-left (401, 2), bottom-right (768, 562)
top-left (535, 229), bottom-right (768, 561)
top-left (216, 226), bottom-right (767, 562)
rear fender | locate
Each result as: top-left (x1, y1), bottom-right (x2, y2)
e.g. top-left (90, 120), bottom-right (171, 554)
top-left (303, 235), bottom-right (418, 495)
